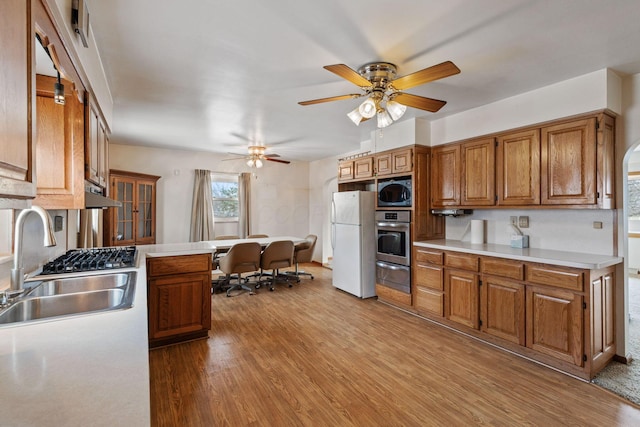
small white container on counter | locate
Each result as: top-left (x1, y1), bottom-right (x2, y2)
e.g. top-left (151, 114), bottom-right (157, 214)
top-left (511, 235), bottom-right (529, 248)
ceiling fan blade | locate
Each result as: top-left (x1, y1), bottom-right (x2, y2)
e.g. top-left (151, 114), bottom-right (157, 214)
top-left (391, 61), bottom-right (460, 91)
top-left (299, 94), bottom-right (362, 106)
top-left (324, 64), bottom-right (371, 87)
top-left (264, 153), bottom-right (281, 158)
top-left (223, 156), bottom-right (247, 162)
top-left (394, 93), bottom-right (447, 112)
top-left (265, 157), bottom-right (291, 164)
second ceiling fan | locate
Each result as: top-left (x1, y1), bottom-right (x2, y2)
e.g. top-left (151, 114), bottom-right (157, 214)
top-left (299, 60), bottom-right (460, 128)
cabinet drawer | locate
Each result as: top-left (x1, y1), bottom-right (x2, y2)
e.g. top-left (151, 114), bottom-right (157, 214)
top-left (147, 253), bottom-right (212, 277)
top-left (376, 284), bottom-right (411, 306)
top-left (415, 287), bottom-right (444, 316)
top-left (445, 252), bottom-right (479, 271)
top-left (415, 247), bottom-right (443, 265)
top-left (481, 257), bottom-right (524, 281)
top-left (415, 263), bottom-right (443, 290)
top-left (525, 264), bottom-right (584, 291)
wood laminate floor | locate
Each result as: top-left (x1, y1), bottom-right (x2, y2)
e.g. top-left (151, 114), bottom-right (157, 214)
top-left (149, 265), bottom-right (640, 426)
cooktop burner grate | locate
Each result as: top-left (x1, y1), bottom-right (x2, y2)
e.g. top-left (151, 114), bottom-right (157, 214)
top-left (40, 246), bottom-right (137, 275)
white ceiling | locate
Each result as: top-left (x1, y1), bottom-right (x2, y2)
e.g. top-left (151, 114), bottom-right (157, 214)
top-left (87, 0), bottom-right (640, 163)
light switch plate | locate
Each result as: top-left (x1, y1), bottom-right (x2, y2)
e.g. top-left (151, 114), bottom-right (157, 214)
top-left (593, 221), bottom-right (603, 229)
top-left (518, 216), bottom-right (529, 228)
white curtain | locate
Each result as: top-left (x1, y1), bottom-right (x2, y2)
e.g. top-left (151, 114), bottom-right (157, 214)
top-left (238, 172), bottom-right (251, 238)
top-left (190, 169), bottom-right (215, 242)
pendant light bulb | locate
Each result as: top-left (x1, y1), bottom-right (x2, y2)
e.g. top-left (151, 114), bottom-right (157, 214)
top-left (386, 100), bottom-right (406, 121)
top-left (347, 107), bottom-right (364, 125)
top-left (358, 97), bottom-right (377, 119)
top-left (376, 109), bottom-right (393, 128)
top-left (54, 71), bottom-right (65, 105)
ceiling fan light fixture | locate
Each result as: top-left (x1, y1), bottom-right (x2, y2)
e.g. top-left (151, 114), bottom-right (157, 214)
top-left (255, 159), bottom-right (263, 168)
top-left (247, 158), bottom-right (255, 168)
top-left (386, 100), bottom-right (406, 121)
top-left (347, 107), bottom-right (364, 125)
top-left (358, 97), bottom-right (377, 119)
top-left (377, 109), bottom-right (393, 128)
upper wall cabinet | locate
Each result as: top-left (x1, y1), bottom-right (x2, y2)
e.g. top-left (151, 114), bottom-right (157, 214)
top-left (496, 128), bottom-right (541, 206)
top-left (376, 148), bottom-right (413, 177)
top-left (461, 137), bottom-right (495, 206)
top-left (32, 75), bottom-right (85, 209)
top-left (431, 111), bottom-right (616, 209)
top-left (0, 0), bottom-right (36, 206)
top-left (431, 144), bottom-right (460, 207)
top-left (541, 117), bottom-right (596, 205)
top-left (85, 95), bottom-right (110, 189)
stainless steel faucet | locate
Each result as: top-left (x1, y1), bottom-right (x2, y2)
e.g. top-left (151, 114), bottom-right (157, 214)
top-left (10, 206), bottom-right (57, 291)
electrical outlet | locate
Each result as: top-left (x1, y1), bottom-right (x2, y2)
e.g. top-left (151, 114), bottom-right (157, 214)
top-left (510, 216), bottom-right (518, 226)
top-left (518, 216), bottom-right (529, 228)
top-left (593, 221), bottom-right (603, 229)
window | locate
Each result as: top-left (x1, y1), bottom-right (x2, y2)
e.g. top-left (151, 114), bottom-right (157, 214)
top-left (211, 173), bottom-right (239, 222)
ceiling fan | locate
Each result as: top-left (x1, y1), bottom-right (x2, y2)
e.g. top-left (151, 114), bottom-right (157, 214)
top-left (299, 60), bottom-right (460, 128)
top-left (225, 145), bottom-right (291, 168)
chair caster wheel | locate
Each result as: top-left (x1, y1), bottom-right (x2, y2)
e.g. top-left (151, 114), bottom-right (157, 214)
top-left (269, 287), bottom-right (274, 291)
top-left (288, 284), bottom-right (292, 288)
top-left (311, 276), bottom-right (314, 279)
top-left (226, 294), bottom-right (231, 298)
top-left (255, 284), bottom-right (261, 289)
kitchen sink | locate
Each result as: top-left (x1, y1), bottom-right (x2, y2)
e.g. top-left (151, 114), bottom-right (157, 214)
top-left (26, 272), bottom-right (132, 297)
top-left (0, 271), bottom-right (136, 326)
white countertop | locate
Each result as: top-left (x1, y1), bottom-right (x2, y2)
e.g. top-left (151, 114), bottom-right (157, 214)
top-left (414, 239), bottom-right (622, 269)
top-left (0, 238), bottom-right (304, 426)
top-left (0, 266), bottom-right (150, 427)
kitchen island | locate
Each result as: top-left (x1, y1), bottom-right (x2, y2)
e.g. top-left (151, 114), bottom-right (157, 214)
top-left (0, 241), bottom-right (216, 427)
top-left (0, 236), bottom-right (306, 426)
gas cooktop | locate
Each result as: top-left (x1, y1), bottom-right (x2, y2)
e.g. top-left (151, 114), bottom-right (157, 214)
top-left (40, 246), bottom-right (137, 275)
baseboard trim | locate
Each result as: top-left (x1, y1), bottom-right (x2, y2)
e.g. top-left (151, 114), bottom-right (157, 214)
top-left (613, 353), bottom-right (633, 364)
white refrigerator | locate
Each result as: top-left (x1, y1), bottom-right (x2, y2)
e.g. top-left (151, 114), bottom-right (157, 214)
top-left (331, 191), bottom-right (376, 298)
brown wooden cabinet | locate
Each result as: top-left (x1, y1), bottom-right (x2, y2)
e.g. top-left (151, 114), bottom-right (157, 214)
top-left (376, 148), bottom-right (413, 176)
top-left (32, 74), bottom-right (85, 209)
top-left (0, 0), bottom-right (36, 206)
top-left (480, 257), bottom-right (526, 345)
top-left (541, 117), bottom-right (596, 205)
top-left (354, 156), bottom-right (374, 180)
top-left (147, 253), bottom-right (212, 348)
top-left (412, 244), bottom-right (618, 379)
top-left (104, 170), bottom-right (160, 246)
top-left (444, 252), bottom-right (479, 329)
top-left (461, 137), bottom-right (495, 206)
top-left (590, 268), bottom-right (616, 373)
top-left (496, 128), bottom-right (541, 206)
top-left (526, 285), bottom-right (584, 366)
top-left (431, 144), bottom-right (461, 207)
top-left (431, 111), bottom-right (615, 210)
top-left (413, 247), bottom-right (444, 317)
top-left (85, 97), bottom-right (110, 189)
top-left (337, 159), bottom-right (354, 182)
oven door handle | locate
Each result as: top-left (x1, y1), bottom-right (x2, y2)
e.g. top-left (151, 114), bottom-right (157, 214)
top-left (376, 261), bottom-right (409, 271)
top-left (376, 222), bottom-right (409, 228)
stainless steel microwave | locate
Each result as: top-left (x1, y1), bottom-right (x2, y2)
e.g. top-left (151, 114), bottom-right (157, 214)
top-left (377, 177), bottom-right (412, 207)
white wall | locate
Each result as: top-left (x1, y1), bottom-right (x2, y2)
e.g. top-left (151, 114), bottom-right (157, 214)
top-left (309, 156), bottom-right (340, 264)
top-left (430, 69), bottom-right (620, 146)
top-left (109, 144), bottom-right (310, 244)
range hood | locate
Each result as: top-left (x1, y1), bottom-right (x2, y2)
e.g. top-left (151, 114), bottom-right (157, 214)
top-left (85, 184), bottom-right (121, 209)
top-left (431, 209), bottom-right (473, 217)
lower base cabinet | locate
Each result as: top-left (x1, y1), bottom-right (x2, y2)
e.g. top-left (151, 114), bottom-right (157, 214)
top-left (411, 244), bottom-right (618, 380)
top-left (147, 253), bottom-right (212, 348)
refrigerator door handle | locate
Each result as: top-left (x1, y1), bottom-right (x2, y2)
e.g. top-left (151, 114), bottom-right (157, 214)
top-left (331, 200), bottom-right (336, 249)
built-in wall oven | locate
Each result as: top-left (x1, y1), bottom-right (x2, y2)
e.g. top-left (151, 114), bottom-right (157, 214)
top-left (375, 211), bottom-right (411, 294)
